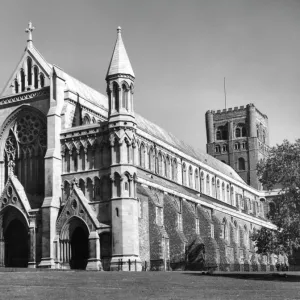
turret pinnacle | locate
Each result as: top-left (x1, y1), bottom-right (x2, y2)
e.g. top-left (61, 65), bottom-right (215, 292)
top-left (106, 27), bottom-right (135, 79)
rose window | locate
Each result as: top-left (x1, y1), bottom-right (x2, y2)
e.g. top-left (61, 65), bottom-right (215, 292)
top-left (16, 113), bottom-right (42, 145)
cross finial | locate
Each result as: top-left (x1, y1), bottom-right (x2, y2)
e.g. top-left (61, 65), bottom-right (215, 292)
top-left (25, 21), bottom-right (35, 47)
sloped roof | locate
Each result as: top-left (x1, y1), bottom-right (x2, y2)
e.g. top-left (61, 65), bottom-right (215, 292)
top-left (135, 113), bottom-right (245, 184)
top-left (62, 72), bottom-right (108, 110)
top-left (106, 27), bottom-right (135, 78)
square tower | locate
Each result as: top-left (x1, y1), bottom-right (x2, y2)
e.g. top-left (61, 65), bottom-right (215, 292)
top-left (205, 103), bottom-right (269, 190)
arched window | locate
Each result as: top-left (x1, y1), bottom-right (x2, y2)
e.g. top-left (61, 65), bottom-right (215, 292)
top-left (206, 175), bottom-right (210, 196)
top-left (222, 218), bottom-right (227, 240)
top-left (113, 82), bottom-right (119, 111)
top-left (182, 163), bottom-right (187, 186)
top-left (188, 166), bottom-right (193, 188)
top-left (234, 221), bottom-right (239, 245)
top-left (262, 130), bottom-right (266, 143)
top-left (216, 180), bottom-right (220, 200)
top-left (139, 144), bottom-right (145, 168)
top-left (200, 172), bottom-right (205, 193)
top-left (235, 123), bottom-right (246, 138)
top-left (92, 117), bottom-right (96, 124)
top-left (215, 145), bottom-right (221, 153)
top-left (230, 186), bottom-right (234, 206)
top-left (83, 115), bottom-right (90, 125)
top-left (158, 152), bottom-right (162, 175)
top-left (234, 143), bottom-right (240, 150)
top-left (166, 156), bottom-right (170, 178)
top-left (20, 69), bottom-right (25, 92)
top-left (163, 157), bottom-right (167, 177)
top-left (222, 144), bottom-right (228, 152)
top-left (172, 159), bottom-right (177, 181)
top-left (122, 83), bottom-right (128, 110)
top-left (40, 73), bottom-right (45, 88)
top-left (238, 157), bottom-right (245, 170)
top-left (34, 66), bottom-right (39, 88)
top-left (222, 182), bottom-right (225, 201)
top-left (14, 79), bottom-right (19, 94)
top-left (148, 147), bottom-right (155, 171)
top-left (194, 169), bottom-right (199, 191)
top-left (216, 126), bottom-right (228, 140)
top-left (211, 177), bottom-right (215, 197)
top-left (27, 57), bottom-right (32, 87)
top-left (226, 184), bottom-right (230, 203)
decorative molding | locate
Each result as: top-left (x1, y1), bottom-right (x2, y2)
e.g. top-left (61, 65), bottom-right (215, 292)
top-left (0, 87), bottom-right (50, 106)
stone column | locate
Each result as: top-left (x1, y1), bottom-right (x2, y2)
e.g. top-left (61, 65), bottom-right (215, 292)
top-left (28, 227), bottom-right (36, 268)
top-left (86, 231), bottom-right (102, 270)
top-left (0, 161), bottom-right (5, 195)
top-left (40, 66), bottom-right (65, 269)
top-left (0, 238), bottom-right (4, 267)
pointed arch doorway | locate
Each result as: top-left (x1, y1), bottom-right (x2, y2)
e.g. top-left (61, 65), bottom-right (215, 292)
top-left (4, 219), bottom-right (29, 268)
top-left (70, 226), bottom-right (89, 270)
top-left (60, 217), bottom-right (89, 270)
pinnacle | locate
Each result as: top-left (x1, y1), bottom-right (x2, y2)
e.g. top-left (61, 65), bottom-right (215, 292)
top-left (106, 27), bottom-right (135, 79)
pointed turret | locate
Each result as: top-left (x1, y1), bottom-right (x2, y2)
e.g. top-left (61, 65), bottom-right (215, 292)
top-left (105, 27), bottom-right (141, 271)
top-left (106, 27), bottom-right (135, 80)
top-left (106, 27), bottom-right (135, 123)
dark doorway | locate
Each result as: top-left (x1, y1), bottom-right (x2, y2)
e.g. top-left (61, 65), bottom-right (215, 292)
top-left (4, 219), bottom-right (29, 267)
top-left (70, 227), bottom-right (89, 270)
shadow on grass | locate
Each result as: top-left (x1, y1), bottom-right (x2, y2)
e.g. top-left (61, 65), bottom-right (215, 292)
top-left (183, 272), bottom-right (300, 282)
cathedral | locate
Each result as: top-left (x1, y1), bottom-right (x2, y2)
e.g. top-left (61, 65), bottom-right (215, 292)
top-left (0, 23), bottom-right (277, 271)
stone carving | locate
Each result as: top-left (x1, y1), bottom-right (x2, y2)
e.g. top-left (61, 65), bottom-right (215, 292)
top-left (0, 88), bottom-right (49, 106)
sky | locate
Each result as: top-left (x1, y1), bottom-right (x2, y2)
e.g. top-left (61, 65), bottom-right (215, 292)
top-left (0, 0), bottom-right (299, 152)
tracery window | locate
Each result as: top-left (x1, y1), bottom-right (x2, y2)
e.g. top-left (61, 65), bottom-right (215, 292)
top-left (4, 111), bottom-right (46, 207)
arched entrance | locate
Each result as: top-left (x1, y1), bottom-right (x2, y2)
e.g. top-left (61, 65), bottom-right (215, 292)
top-left (4, 219), bottom-right (28, 267)
top-left (70, 227), bottom-right (88, 270)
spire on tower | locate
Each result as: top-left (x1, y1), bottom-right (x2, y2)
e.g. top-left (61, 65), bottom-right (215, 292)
top-left (106, 26), bottom-right (135, 79)
top-left (25, 21), bottom-right (35, 48)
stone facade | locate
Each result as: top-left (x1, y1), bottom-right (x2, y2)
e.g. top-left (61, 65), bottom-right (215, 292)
top-left (0, 24), bottom-right (277, 272)
top-left (206, 105), bottom-right (269, 190)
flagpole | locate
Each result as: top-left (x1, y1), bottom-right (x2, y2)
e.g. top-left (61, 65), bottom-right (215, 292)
top-left (224, 77), bottom-right (227, 109)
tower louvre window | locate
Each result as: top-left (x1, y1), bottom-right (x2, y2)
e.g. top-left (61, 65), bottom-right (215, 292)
top-left (238, 157), bottom-right (246, 170)
top-left (235, 123), bottom-right (246, 138)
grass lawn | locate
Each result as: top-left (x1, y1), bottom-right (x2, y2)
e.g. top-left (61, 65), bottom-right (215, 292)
top-left (0, 270), bottom-right (299, 300)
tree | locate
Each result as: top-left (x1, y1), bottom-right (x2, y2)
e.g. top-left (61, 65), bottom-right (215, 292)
top-left (252, 139), bottom-right (300, 255)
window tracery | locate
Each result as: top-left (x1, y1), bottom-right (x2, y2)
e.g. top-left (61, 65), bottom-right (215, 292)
top-left (3, 111), bottom-right (46, 207)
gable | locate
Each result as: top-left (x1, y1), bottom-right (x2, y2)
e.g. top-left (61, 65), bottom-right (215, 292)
top-left (0, 175), bottom-right (31, 218)
top-left (56, 185), bottom-right (108, 234)
top-left (1, 45), bottom-right (51, 97)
